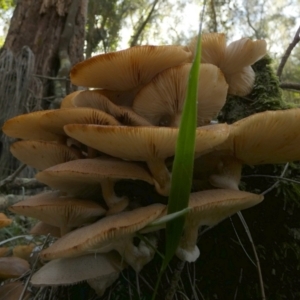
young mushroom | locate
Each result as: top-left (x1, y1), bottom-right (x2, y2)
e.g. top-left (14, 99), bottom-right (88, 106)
top-left (31, 252), bottom-right (126, 296)
top-left (63, 124), bottom-right (230, 196)
top-left (0, 257), bottom-right (30, 279)
top-left (0, 213), bottom-right (12, 228)
top-left (176, 189), bottom-right (263, 262)
top-left (9, 191), bottom-right (106, 235)
top-left (132, 63), bottom-right (228, 126)
top-left (40, 204), bottom-right (166, 272)
top-left (35, 157), bottom-right (154, 214)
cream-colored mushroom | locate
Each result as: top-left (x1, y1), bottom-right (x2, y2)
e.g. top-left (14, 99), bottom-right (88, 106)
top-left (35, 157), bottom-right (154, 214)
top-left (133, 63), bottom-right (228, 126)
top-left (9, 191), bottom-right (106, 235)
top-left (40, 204), bottom-right (166, 272)
top-left (10, 140), bottom-right (82, 171)
top-left (2, 110), bottom-right (62, 141)
top-left (176, 189), bottom-right (263, 262)
top-left (64, 124), bottom-right (230, 196)
top-left (31, 252), bottom-right (126, 296)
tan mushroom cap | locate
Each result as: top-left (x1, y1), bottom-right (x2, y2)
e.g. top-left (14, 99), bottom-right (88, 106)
top-left (0, 281), bottom-right (31, 300)
top-left (2, 110), bottom-right (62, 141)
top-left (39, 107), bottom-right (120, 136)
top-left (0, 256), bottom-right (30, 279)
top-left (30, 221), bottom-right (61, 238)
top-left (64, 124), bottom-right (230, 195)
top-left (0, 213), bottom-right (12, 228)
top-left (40, 204), bottom-right (166, 272)
top-left (132, 63), bottom-right (228, 126)
top-left (31, 252), bottom-right (125, 288)
top-left (70, 45), bottom-right (192, 90)
top-left (0, 247), bottom-right (10, 257)
top-left (10, 140), bottom-right (81, 170)
top-left (60, 90), bottom-right (83, 108)
top-left (35, 157), bottom-right (154, 214)
top-left (176, 189), bottom-right (263, 262)
top-left (218, 108), bottom-right (300, 165)
top-left (62, 89), bottom-right (151, 125)
top-left (13, 244), bottom-right (35, 261)
top-left (10, 191), bottom-right (106, 235)
top-left (188, 33), bottom-right (226, 65)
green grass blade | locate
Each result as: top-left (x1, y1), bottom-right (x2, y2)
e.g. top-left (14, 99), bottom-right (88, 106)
top-left (162, 30), bottom-right (202, 270)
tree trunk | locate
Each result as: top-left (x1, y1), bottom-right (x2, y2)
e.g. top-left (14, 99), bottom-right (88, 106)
top-left (0, 0), bottom-right (87, 179)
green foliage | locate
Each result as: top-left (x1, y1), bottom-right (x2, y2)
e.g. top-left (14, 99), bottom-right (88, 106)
top-left (0, 0), bottom-right (14, 10)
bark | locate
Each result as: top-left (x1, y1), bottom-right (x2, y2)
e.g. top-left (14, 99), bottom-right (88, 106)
top-left (0, 0), bottom-right (87, 179)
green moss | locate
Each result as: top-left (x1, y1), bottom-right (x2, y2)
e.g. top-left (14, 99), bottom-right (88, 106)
top-left (218, 55), bottom-right (294, 123)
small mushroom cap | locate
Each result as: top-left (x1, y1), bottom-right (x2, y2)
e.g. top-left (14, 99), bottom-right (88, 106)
top-left (40, 204), bottom-right (166, 260)
top-left (31, 252), bottom-right (125, 287)
top-left (10, 140), bottom-right (81, 170)
top-left (35, 157), bottom-right (154, 200)
top-left (0, 281), bottom-right (31, 300)
top-left (63, 124), bottom-right (230, 161)
top-left (10, 191), bottom-right (106, 229)
top-left (220, 109), bottom-right (300, 165)
top-left (0, 213), bottom-right (12, 228)
top-left (13, 244), bottom-right (35, 261)
top-left (132, 63), bottom-right (228, 126)
top-left (30, 221), bottom-right (61, 238)
top-left (39, 107), bottom-right (120, 136)
top-left (2, 110), bottom-right (62, 141)
top-left (70, 45), bottom-right (192, 90)
top-left (0, 256), bottom-right (30, 279)
top-left (0, 247), bottom-right (10, 257)
top-left (60, 90), bottom-right (83, 108)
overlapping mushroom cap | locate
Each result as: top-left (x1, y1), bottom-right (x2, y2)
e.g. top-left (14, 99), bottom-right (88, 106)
top-left (40, 204), bottom-right (166, 272)
top-left (188, 33), bottom-right (267, 96)
top-left (132, 63), bottom-right (228, 126)
top-left (63, 124), bottom-right (230, 195)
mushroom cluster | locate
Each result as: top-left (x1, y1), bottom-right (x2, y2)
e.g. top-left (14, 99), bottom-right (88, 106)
top-left (3, 33), bottom-right (300, 296)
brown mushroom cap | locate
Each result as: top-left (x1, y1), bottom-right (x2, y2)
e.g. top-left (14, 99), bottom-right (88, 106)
top-left (176, 189), bottom-right (263, 262)
top-left (0, 256), bottom-right (30, 279)
top-left (70, 45), bottom-right (192, 90)
top-left (10, 140), bottom-right (81, 170)
top-left (218, 108), bottom-right (300, 165)
top-left (35, 157), bottom-right (154, 214)
top-left (40, 204), bottom-right (166, 267)
top-left (10, 191), bottom-right (106, 235)
top-left (0, 213), bottom-right (12, 228)
top-left (2, 110), bottom-right (62, 141)
top-left (13, 244), bottom-right (35, 261)
top-left (188, 33), bottom-right (226, 65)
top-left (60, 90), bottom-right (83, 108)
top-left (63, 124), bottom-right (230, 195)
top-left (30, 221), bottom-right (61, 238)
top-left (31, 252), bottom-right (125, 288)
top-left (132, 63), bottom-right (228, 126)
top-left (39, 107), bottom-right (120, 136)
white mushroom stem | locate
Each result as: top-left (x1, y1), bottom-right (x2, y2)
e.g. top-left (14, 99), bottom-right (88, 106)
top-left (100, 179), bottom-right (129, 215)
top-left (147, 159), bottom-right (171, 196)
top-left (116, 235), bottom-right (158, 273)
top-left (209, 157), bottom-right (242, 190)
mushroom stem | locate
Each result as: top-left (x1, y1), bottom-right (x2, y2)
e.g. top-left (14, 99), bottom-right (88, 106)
top-left (176, 222), bottom-right (200, 262)
top-left (116, 235), bottom-right (157, 272)
top-left (147, 159), bottom-right (171, 196)
top-left (100, 179), bottom-right (129, 214)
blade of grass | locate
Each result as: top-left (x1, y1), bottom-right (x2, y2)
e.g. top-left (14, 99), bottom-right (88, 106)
top-left (152, 3), bottom-right (207, 299)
